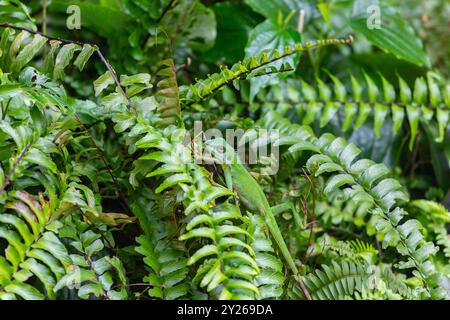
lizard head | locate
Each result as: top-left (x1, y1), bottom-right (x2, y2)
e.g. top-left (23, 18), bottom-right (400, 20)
top-left (204, 138), bottom-right (239, 165)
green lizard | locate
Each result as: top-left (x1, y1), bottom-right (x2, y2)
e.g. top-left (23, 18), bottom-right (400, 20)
top-left (204, 138), bottom-right (300, 275)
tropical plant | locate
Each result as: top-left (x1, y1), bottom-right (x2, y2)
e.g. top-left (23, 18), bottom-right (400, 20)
top-left (0, 0), bottom-right (448, 300)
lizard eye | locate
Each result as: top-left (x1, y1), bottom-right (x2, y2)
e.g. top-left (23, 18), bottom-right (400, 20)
top-left (217, 146), bottom-right (224, 153)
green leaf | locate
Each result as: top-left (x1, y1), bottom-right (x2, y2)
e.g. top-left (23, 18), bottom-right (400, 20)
top-left (391, 104), bottom-right (405, 135)
top-left (354, 103), bottom-right (372, 129)
top-left (288, 140), bottom-right (320, 154)
top-left (413, 77), bottom-right (428, 105)
top-left (316, 162), bottom-right (344, 176)
top-left (244, 0), bottom-right (314, 29)
top-left (24, 148), bottom-right (57, 174)
top-left (364, 73), bottom-right (379, 103)
top-left (317, 2), bottom-right (332, 27)
top-left (320, 102), bottom-right (339, 128)
top-left (436, 109), bottom-right (449, 143)
top-left (398, 76), bottom-right (412, 104)
top-left (120, 73), bottom-right (151, 87)
top-left (350, 9), bottom-right (429, 67)
top-left (11, 34), bottom-right (47, 74)
top-left (380, 74), bottom-right (396, 103)
top-left (205, 3), bottom-right (260, 63)
top-left (342, 102), bottom-right (358, 132)
top-left (4, 281), bottom-right (45, 300)
top-left (373, 103), bottom-right (389, 138)
top-left (53, 43), bottom-right (81, 80)
top-left (351, 75), bottom-right (363, 101)
top-left (74, 44), bottom-right (96, 71)
top-left (188, 245), bottom-right (218, 265)
top-left (406, 105), bottom-right (420, 150)
top-left (324, 174), bottom-right (355, 194)
top-left (155, 174), bottom-right (192, 193)
top-left (245, 20), bottom-right (300, 101)
top-left (93, 71), bottom-right (114, 97)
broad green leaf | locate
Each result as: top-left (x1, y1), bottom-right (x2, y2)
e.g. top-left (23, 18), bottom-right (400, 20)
top-left (302, 81), bottom-right (317, 101)
top-left (8, 31), bottom-right (29, 66)
top-left (350, 9), bottom-right (429, 67)
top-left (44, 40), bottom-right (61, 74)
top-left (327, 72), bottom-right (346, 101)
top-left (244, 0), bottom-right (315, 29)
top-left (316, 162), bottom-right (344, 176)
top-left (206, 3), bottom-right (261, 63)
top-left (317, 2), bottom-right (332, 27)
top-left (245, 20), bottom-right (300, 101)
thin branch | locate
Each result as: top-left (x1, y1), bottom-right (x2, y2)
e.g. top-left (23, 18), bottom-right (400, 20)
top-left (297, 275), bottom-right (313, 300)
top-left (156, 0), bottom-right (177, 23)
top-left (251, 68), bottom-right (295, 78)
top-left (301, 168), bottom-right (316, 265)
top-left (95, 49), bottom-right (137, 116)
top-left (42, 0), bottom-right (47, 35)
top-left (0, 142), bottom-right (32, 195)
top-left (73, 114), bottom-right (133, 216)
top-left (230, 97), bottom-right (443, 112)
top-left (0, 23), bottom-right (90, 46)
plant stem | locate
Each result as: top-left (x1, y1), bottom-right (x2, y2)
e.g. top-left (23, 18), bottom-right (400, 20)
top-left (0, 143), bottom-right (32, 195)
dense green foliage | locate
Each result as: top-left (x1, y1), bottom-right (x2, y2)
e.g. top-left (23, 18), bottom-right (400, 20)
top-left (0, 0), bottom-right (448, 300)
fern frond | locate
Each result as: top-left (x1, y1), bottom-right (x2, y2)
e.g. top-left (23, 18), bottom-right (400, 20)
top-left (291, 260), bottom-right (370, 300)
top-left (436, 229), bottom-right (450, 259)
top-left (258, 110), bottom-right (447, 299)
top-left (0, 26), bottom-right (96, 80)
top-left (135, 236), bottom-right (189, 300)
top-left (319, 237), bottom-right (378, 264)
top-left (55, 214), bottom-right (128, 300)
top-left (156, 58), bottom-right (181, 126)
top-left (247, 214), bottom-right (284, 299)
top-left (0, 191), bottom-right (71, 300)
top-left (110, 109), bottom-right (259, 299)
top-left (180, 36), bottom-right (353, 107)
top-left (348, 239), bottom-right (378, 258)
top-left (411, 199), bottom-right (450, 224)
top-left (249, 72), bottom-right (450, 148)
